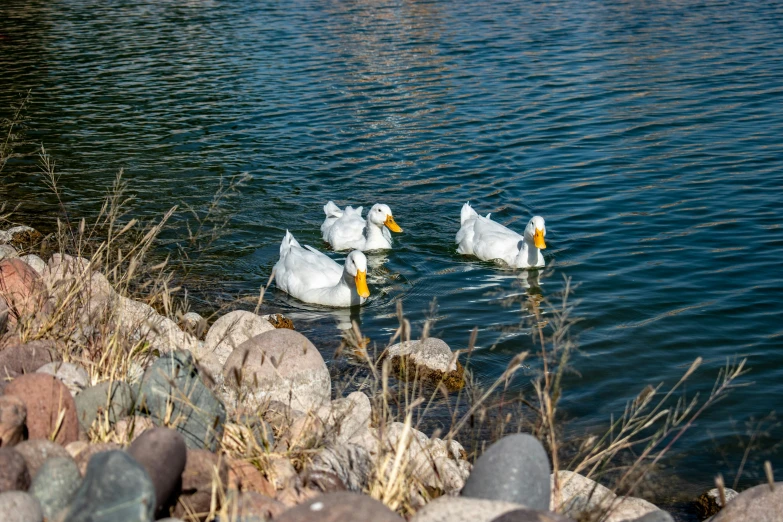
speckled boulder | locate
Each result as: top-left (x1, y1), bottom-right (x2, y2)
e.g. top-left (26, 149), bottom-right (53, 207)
top-left (0, 491), bottom-right (44, 522)
top-left (4, 374), bottom-right (79, 445)
top-left (13, 439), bottom-right (72, 479)
top-left (223, 329), bottom-right (331, 413)
top-left (275, 492), bottom-right (404, 522)
top-left (30, 456), bottom-right (82, 520)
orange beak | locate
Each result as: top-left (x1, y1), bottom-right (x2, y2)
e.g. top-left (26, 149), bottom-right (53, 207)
top-left (384, 215), bottom-right (403, 233)
top-left (355, 270), bottom-right (370, 298)
top-left (534, 228), bottom-right (546, 249)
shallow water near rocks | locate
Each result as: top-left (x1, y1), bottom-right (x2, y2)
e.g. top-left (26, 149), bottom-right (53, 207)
top-left (2, 0), bottom-right (782, 509)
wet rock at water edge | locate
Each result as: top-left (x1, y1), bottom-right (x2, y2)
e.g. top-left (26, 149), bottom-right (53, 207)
top-left (551, 471), bottom-right (663, 522)
top-left (74, 380), bottom-right (135, 431)
top-left (696, 487), bottom-right (738, 518)
top-left (275, 491), bottom-right (404, 522)
top-left (173, 449), bottom-right (229, 521)
top-left (461, 433), bottom-right (550, 511)
top-left (0, 491), bottom-right (44, 522)
top-left (0, 447), bottom-right (31, 492)
top-left (1, 226), bottom-right (43, 252)
top-left (127, 428), bottom-right (187, 517)
top-left (62, 450), bottom-right (155, 522)
top-left (138, 350), bottom-right (226, 451)
top-left (30, 456), bottom-right (82, 520)
top-left (13, 439), bottom-right (72, 479)
top-left (222, 329), bottom-right (331, 414)
top-left (0, 395), bottom-right (27, 447)
top-left (3, 373), bottom-right (79, 445)
top-left (387, 337), bottom-right (465, 391)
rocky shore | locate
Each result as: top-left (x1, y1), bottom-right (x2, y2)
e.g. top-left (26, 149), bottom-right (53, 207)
top-left (0, 225), bottom-right (779, 522)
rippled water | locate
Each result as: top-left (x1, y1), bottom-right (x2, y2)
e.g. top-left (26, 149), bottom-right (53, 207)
top-left (2, 0), bottom-right (783, 502)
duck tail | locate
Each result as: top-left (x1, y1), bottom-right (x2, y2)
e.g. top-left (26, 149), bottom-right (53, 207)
top-left (280, 230), bottom-right (300, 255)
top-left (460, 202), bottom-right (478, 224)
top-left (323, 201), bottom-right (343, 218)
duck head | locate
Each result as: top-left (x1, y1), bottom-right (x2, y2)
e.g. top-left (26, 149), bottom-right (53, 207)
top-left (524, 216), bottom-right (547, 249)
top-left (368, 204), bottom-right (403, 233)
top-left (344, 250), bottom-right (370, 298)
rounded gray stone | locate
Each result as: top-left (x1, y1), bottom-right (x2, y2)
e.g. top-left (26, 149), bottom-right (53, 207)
top-left (30, 456), bottom-right (82, 520)
top-left (62, 450), bottom-right (155, 522)
top-left (0, 491), bottom-right (44, 522)
top-left (461, 433), bottom-right (551, 511)
top-left (74, 381), bottom-right (135, 430)
top-left (412, 496), bottom-right (526, 522)
top-left (36, 361), bottom-right (90, 396)
top-left (138, 350), bottom-right (226, 451)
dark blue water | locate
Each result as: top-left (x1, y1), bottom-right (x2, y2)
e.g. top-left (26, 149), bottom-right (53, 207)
top-left (2, 0), bottom-right (783, 499)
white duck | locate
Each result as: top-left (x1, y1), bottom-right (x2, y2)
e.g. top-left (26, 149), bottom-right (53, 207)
top-left (274, 231), bottom-right (370, 307)
top-left (321, 201), bottom-right (403, 251)
top-left (456, 203), bottom-right (547, 268)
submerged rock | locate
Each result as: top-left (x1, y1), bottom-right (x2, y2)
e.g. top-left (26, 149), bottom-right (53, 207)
top-left (62, 450), bottom-right (155, 522)
top-left (462, 433), bottom-right (550, 511)
top-left (387, 337), bottom-right (465, 391)
top-left (223, 329), bottom-right (331, 414)
top-left (138, 350), bottom-right (226, 451)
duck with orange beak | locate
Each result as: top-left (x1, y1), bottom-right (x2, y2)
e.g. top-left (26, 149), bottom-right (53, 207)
top-left (321, 202), bottom-right (403, 251)
top-left (274, 231), bottom-right (370, 307)
top-left (456, 203), bottom-right (547, 268)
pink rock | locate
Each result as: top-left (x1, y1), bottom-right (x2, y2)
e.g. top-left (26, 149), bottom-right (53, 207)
top-left (3, 373), bottom-right (79, 445)
top-left (0, 258), bottom-right (44, 327)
